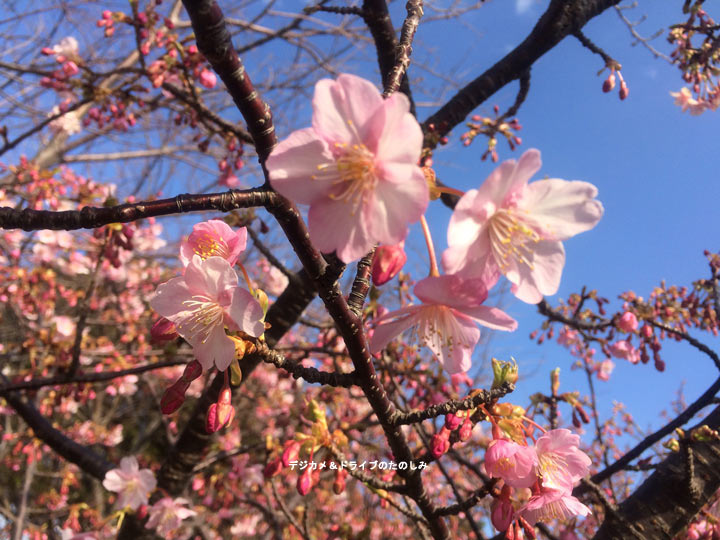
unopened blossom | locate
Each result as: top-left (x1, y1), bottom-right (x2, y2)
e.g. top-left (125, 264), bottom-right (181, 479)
top-left (596, 359), bottom-right (614, 381)
top-left (150, 255), bottom-right (264, 371)
top-left (198, 69), bottom-right (217, 89)
top-left (102, 456), bottom-right (156, 510)
top-left (670, 87), bottom-right (706, 115)
top-left (484, 439), bottom-right (537, 489)
top-left (617, 311), bottom-right (638, 333)
top-left (145, 497), bottom-right (196, 537)
top-left (609, 340), bottom-right (640, 364)
top-left (52, 36), bottom-right (79, 59)
top-left (179, 220), bottom-right (247, 267)
top-left (267, 73), bottom-right (428, 263)
top-left (443, 149), bottom-right (603, 304)
top-left (519, 488), bottom-right (591, 525)
top-left (369, 274), bottom-right (516, 374)
top-left (372, 242), bottom-right (407, 286)
top-left (534, 429), bottom-right (591, 493)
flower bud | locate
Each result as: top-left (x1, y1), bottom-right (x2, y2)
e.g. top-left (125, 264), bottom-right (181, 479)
top-left (550, 367), bottom-right (560, 396)
top-left (491, 498), bottom-right (514, 532)
top-left (617, 311), bottom-right (638, 333)
top-left (333, 468), bottom-right (348, 495)
top-left (205, 388), bottom-right (235, 433)
top-left (371, 243), bottom-right (407, 286)
top-left (619, 81), bottom-right (629, 100)
top-left (297, 469), bottom-right (312, 496)
top-left (492, 358), bottom-right (518, 389)
top-left (181, 360), bottom-right (203, 383)
top-left (198, 69), bottom-right (217, 89)
top-left (602, 72), bottom-right (616, 93)
top-left (160, 380), bottom-right (188, 414)
top-left (150, 317), bottom-right (178, 344)
top-left (263, 457), bottom-right (282, 478)
top-left (431, 428), bottom-right (450, 459)
top-left (444, 413), bottom-right (463, 431)
top-left (458, 417), bottom-right (473, 442)
top-left (282, 440), bottom-right (301, 467)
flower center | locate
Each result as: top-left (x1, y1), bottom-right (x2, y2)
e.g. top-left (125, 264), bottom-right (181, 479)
top-left (488, 209), bottom-right (541, 271)
top-left (180, 295), bottom-right (225, 343)
top-left (189, 232), bottom-right (231, 260)
top-left (328, 143), bottom-right (376, 210)
top-left (414, 305), bottom-right (473, 352)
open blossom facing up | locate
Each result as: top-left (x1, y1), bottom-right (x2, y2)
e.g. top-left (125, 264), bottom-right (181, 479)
top-left (179, 219), bottom-right (247, 267)
top-left (369, 274), bottom-right (517, 373)
top-left (442, 149), bottom-right (603, 304)
top-left (146, 497), bottom-right (196, 537)
top-left (102, 456), bottom-right (156, 510)
top-left (267, 73), bottom-right (428, 263)
top-left (670, 87), bottom-right (708, 115)
top-left (534, 429), bottom-right (592, 492)
top-left (485, 439), bottom-right (537, 489)
top-left (150, 255), bottom-right (264, 371)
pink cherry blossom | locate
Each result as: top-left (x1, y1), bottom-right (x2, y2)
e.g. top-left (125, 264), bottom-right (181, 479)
top-left (617, 311), bottom-right (638, 333)
top-left (534, 429), bottom-right (592, 493)
top-left (609, 340), bottom-right (640, 364)
top-left (198, 69), bottom-right (217, 89)
top-left (484, 439), bottom-right (537, 489)
top-left (442, 149), bottom-right (603, 304)
top-left (369, 274), bottom-right (517, 374)
top-left (150, 255), bottom-right (264, 371)
top-left (518, 488), bottom-right (591, 525)
top-left (179, 220), bottom-right (247, 267)
top-left (145, 497), bottom-right (196, 537)
top-left (596, 359), bottom-right (614, 381)
top-left (267, 73), bottom-right (428, 263)
top-left (102, 456), bottom-right (156, 510)
top-left (670, 87), bottom-right (706, 115)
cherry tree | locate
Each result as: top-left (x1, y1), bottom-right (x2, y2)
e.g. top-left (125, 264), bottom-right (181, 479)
top-left (0, 1), bottom-right (719, 539)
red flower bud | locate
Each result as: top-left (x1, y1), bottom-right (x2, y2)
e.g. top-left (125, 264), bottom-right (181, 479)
top-left (333, 468), bottom-right (348, 495)
top-left (263, 457), bottom-right (282, 478)
top-left (160, 380), bottom-right (188, 414)
top-left (150, 317), bottom-right (178, 344)
top-left (602, 73), bottom-right (616, 93)
top-left (206, 388), bottom-right (235, 433)
top-left (431, 429), bottom-right (451, 459)
top-left (458, 417), bottom-right (473, 442)
top-left (181, 360), bottom-right (203, 383)
top-left (297, 469), bottom-right (312, 496)
top-left (282, 440), bottom-right (301, 467)
top-left (444, 413), bottom-right (463, 431)
top-left (371, 243), bottom-right (407, 286)
top-left (619, 81), bottom-right (629, 100)
top-left (491, 498), bottom-right (514, 532)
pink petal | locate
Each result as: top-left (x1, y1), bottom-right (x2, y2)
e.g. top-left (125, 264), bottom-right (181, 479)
top-left (373, 92), bottom-right (422, 162)
top-left (184, 256), bottom-right (238, 299)
top-left (226, 287), bottom-right (265, 337)
top-left (414, 274), bottom-right (489, 309)
top-left (366, 163), bottom-right (428, 246)
top-left (312, 74), bottom-right (384, 144)
top-left (149, 278), bottom-right (192, 321)
top-left (102, 471), bottom-right (125, 492)
top-left (445, 188), bottom-right (486, 249)
top-left (459, 305), bottom-right (518, 332)
top-left (308, 196), bottom-right (373, 263)
top-left (120, 456), bottom-right (139, 473)
top-left (267, 127), bottom-right (336, 205)
top-left (420, 309), bottom-right (479, 374)
top-left (369, 306), bottom-right (422, 353)
top-left (507, 240), bottom-right (565, 304)
top-left (521, 179), bottom-right (604, 240)
top-left (192, 324), bottom-right (236, 371)
top-left (473, 149), bottom-right (541, 212)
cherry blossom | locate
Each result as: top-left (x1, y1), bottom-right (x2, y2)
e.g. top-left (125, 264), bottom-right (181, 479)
top-left (442, 149), bottom-right (603, 304)
top-left (484, 439), bottom-right (537, 489)
top-left (519, 488), bottom-right (591, 525)
top-left (534, 429), bottom-right (592, 492)
top-left (616, 311), bottom-right (638, 333)
top-left (150, 255), bottom-right (264, 371)
top-left (145, 497), bottom-right (196, 536)
top-left (609, 340), bottom-right (640, 364)
top-left (267, 73), bottom-right (428, 263)
top-left (102, 456), bottom-right (156, 510)
top-left (671, 87), bottom-right (707, 115)
top-left (179, 219), bottom-right (247, 267)
top-left (369, 274), bottom-right (516, 373)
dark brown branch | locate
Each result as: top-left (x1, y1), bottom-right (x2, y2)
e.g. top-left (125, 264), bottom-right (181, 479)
top-left (257, 343), bottom-right (358, 388)
top-left (384, 0), bottom-right (424, 97)
top-left (347, 248), bottom-right (375, 317)
top-left (0, 187), bottom-right (275, 231)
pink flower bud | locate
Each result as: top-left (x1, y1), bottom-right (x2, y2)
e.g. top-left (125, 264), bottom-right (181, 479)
top-left (297, 469), bottom-right (312, 496)
top-left (282, 440), bottom-right (301, 467)
top-left (431, 429), bottom-right (450, 459)
top-left (160, 380), bottom-right (188, 414)
top-left (491, 498), bottom-right (514, 532)
top-left (102, 10), bottom-right (112, 19)
top-left (205, 400), bottom-right (235, 433)
top-left (458, 417), bottom-right (473, 442)
top-left (602, 72), bottom-right (615, 93)
top-left (333, 468), bottom-right (347, 495)
top-left (150, 317), bottom-right (178, 344)
top-left (41, 47), bottom-right (54, 55)
top-left (617, 311), bottom-right (638, 333)
top-left (641, 324), bottom-right (653, 338)
top-left (263, 457), bottom-right (282, 478)
top-left (62, 61), bottom-right (79, 77)
top-left (371, 243), bottom-right (407, 286)
top-left (444, 413), bottom-right (463, 431)
top-left (619, 81), bottom-right (629, 100)
top-left (182, 360), bottom-right (203, 382)
top-left (198, 69), bottom-right (217, 89)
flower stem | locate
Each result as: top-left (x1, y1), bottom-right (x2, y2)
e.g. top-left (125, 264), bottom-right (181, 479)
top-left (436, 185), bottom-right (465, 198)
top-left (236, 261), bottom-right (255, 294)
top-left (420, 215), bottom-right (440, 277)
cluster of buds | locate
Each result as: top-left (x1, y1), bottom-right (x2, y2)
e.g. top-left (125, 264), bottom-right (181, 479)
top-left (668, 1), bottom-right (720, 114)
top-left (39, 37), bottom-right (82, 94)
top-left (460, 107), bottom-right (522, 162)
top-left (160, 360), bottom-right (203, 414)
top-left (431, 410), bottom-right (476, 459)
top-left (93, 223), bottom-right (135, 268)
top-left (85, 100), bottom-right (138, 132)
top-left (215, 139), bottom-right (245, 187)
top-left (601, 65), bottom-right (629, 100)
top-left (96, 10), bottom-right (118, 38)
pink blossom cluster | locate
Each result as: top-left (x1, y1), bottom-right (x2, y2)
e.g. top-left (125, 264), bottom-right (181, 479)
top-left (485, 429), bottom-right (592, 530)
top-left (150, 219), bottom-right (263, 373)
